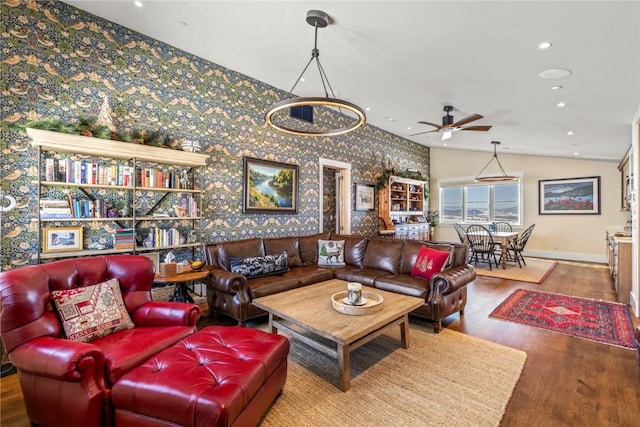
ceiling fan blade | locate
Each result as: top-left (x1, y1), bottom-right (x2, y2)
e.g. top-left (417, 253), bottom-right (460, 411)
top-left (417, 121), bottom-right (443, 129)
top-left (460, 125), bottom-right (492, 131)
top-left (409, 129), bottom-right (439, 136)
top-left (451, 113), bottom-right (483, 127)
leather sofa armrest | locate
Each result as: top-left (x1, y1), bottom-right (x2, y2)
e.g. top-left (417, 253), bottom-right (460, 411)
top-left (132, 301), bottom-right (200, 327)
top-left (429, 264), bottom-right (477, 297)
top-left (209, 269), bottom-right (249, 295)
top-left (10, 336), bottom-right (105, 383)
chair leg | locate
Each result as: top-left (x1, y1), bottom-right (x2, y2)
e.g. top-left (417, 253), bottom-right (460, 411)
top-left (520, 251), bottom-right (526, 266)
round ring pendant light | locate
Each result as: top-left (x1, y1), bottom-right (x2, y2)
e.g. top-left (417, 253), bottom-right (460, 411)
top-left (264, 10), bottom-right (366, 137)
top-left (475, 141), bottom-right (518, 182)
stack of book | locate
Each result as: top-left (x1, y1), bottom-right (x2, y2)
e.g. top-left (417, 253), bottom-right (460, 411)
top-left (40, 199), bottom-right (72, 219)
top-left (113, 228), bottom-right (135, 250)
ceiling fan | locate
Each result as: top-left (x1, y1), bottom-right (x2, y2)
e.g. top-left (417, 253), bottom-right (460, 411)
top-left (411, 105), bottom-right (492, 140)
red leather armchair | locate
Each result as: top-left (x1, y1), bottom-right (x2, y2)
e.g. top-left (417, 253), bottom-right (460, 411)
top-left (0, 255), bottom-right (200, 427)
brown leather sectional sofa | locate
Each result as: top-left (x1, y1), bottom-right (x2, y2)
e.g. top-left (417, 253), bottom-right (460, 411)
top-left (204, 233), bottom-right (477, 332)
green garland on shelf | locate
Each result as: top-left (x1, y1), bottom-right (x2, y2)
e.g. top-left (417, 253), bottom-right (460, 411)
top-left (9, 118), bottom-right (183, 150)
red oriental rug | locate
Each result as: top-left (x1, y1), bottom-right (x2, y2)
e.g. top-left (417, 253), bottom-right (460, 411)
top-left (490, 289), bottom-right (636, 349)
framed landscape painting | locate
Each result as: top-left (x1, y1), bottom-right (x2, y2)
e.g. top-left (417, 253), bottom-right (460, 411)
top-left (538, 176), bottom-right (600, 215)
top-left (43, 226), bottom-right (83, 252)
top-left (354, 183), bottom-right (375, 211)
top-left (243, 157), bottom-right (299, 214)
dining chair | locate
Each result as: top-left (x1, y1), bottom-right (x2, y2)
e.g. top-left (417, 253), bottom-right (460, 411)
top-left (453, 223), bottom-right (467, 244)
top-left (492, 221), bottom-right (514, 251)
top-left (505, 223), bottom-right (536, 267)
top-left (493, 222), bottom-right (513, 233)
top-left (466, 224), bottom-right (499, 270)
top-left (376, 216), bottom-right (396, 238)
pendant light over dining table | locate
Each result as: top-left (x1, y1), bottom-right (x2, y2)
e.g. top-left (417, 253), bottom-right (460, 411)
top-left (474, 141), bottom-right (518, 182)
top-left (264, 10), bottom-right (366, 137)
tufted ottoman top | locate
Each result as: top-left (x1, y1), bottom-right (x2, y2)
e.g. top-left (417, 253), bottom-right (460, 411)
top-left (112, 326), bottom-right (290, 427)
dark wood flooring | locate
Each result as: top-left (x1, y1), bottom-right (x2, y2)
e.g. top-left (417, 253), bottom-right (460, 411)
top-left (1, 261), bottom-right (639, 426)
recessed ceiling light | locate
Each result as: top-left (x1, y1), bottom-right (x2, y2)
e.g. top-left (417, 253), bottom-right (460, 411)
top-left (299, 77), bottom-right (305, 83)
top-left (366, 107), bottom-right (371, 112)
top-left (567, 131), bottom-right (574, 135)
top-left (385, 117), bottom-right (395, 122)
top-left (134, 1), bottom-right (143, 7)
top-left (573, 152), bottom-right (579, 156)
top-left (539, 68), bottom-right (572, 79)
top-left (538, 41), bottom-right (552, 50)
top-left (407, 127), bottom-right (412, 130)
top-left (557, 102), bottom-right (566, 108)
top-left (551, 85), bottom-right (563, 90)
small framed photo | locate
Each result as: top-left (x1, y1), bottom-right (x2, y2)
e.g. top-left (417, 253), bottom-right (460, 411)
top-left (140, 251), bottom-right (160, 273)
top-left (354, 183), bottom-right (376, 211)
top-left (538, 176), bottom-right (601, 215)
top-left (43, 226), bottom-right (83, 253)
top-left (242, 157), bottom-right (299, 214)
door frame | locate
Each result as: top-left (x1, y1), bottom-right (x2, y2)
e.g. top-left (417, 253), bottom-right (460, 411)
top-left (319, 158), bottom-right (351, 235)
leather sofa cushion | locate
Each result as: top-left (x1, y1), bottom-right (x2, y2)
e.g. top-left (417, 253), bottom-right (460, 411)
top-left (334, 266), bottom-right (388, 287)
top-left (299, 233), bottom-right (330, 265)
top-left (247, 275), bottom-right (300, 299)
top-left (330, 234), bottom-right (368, 268)
top-left (373, 274), bottom-right (430, 299)
top-left (264, 237), bottom-right (303, 267)
top-left (363, 239), bottom-right (404, 274)
top-left (281, 265), bottom-right (334, 286)
top-left (94, 325), bottom-right (195, 384)
top-left (217, 238), bottom-right (264, 271)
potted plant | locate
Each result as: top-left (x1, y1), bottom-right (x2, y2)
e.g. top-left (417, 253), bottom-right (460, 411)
top-left (427, 210), bottom-right (439, 240)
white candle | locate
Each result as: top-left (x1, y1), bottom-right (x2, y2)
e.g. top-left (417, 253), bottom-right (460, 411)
top-left (347, 282), bottom-right (362, 305)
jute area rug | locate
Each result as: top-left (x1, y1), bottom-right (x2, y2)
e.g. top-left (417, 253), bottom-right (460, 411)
top-left (490, 288), bottom-right (636, 349)
top-left (474, 257), bottom-right (557, 284)
top-left (260, 322), bottom-right (527, 427)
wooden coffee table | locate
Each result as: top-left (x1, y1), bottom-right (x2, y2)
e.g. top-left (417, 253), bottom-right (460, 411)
top-left (252, 279), bottom-right (424, 391)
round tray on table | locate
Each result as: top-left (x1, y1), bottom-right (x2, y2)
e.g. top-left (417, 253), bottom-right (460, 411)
top-left (330, 290), bottom-right (384, 315)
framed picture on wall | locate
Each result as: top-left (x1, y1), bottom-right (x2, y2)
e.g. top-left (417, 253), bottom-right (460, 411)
top-left (42, 226), bottom-right (83, 252)
top-left (140, 251), bottom-right (160, 273)
top-left (538, 176), bottom-right (601, 215)
top-left (242, 157), bottom-right (299, 214)
top-left (354, 183), bottom-right (375, 211)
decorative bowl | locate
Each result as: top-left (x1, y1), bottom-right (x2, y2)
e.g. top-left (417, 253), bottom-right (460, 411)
top-left (188, 260), bottom-right (205, 271)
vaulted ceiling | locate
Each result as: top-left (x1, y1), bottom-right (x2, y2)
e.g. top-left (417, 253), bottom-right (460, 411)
top-left (64, 1), bottom-right (639, 161)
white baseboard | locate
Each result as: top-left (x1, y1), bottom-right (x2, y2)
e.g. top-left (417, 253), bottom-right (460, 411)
top-left (524, 249), bottom-right (606, 264)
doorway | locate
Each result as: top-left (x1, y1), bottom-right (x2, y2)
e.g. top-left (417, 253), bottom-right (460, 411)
top-left (319, 158), bottom-right (351, 235)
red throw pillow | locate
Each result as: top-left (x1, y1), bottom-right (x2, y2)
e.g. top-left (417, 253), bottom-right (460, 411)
top-left (411, 246), bottom-right (451, 281)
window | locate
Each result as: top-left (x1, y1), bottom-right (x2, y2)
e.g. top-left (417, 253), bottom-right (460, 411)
top-left (440, 179), bottom-right (521, 225)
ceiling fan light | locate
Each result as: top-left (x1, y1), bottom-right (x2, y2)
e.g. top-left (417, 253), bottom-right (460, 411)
top-left (442, 131), bottom-right (452, 141)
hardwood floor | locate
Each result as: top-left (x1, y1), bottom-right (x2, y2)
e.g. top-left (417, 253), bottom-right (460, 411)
top-left (1, 261), bottom-right (638, 426)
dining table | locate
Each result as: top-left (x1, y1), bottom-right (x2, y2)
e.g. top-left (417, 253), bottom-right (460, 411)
top-left (466, 230), bottom-right (519, 269)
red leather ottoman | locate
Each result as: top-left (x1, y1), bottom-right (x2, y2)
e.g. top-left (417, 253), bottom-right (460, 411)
top-left (112, 326), bottom-right (290, 427)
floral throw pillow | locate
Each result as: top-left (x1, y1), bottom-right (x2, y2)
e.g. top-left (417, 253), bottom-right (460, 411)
top-left (51, 278), bottom-right (134, 343)
top-left (410, 245), bottom-right (452, 281)
top-left (317, 240), bottom-right (346, 266)
top-left (229, 252), bottom-right (289, 278)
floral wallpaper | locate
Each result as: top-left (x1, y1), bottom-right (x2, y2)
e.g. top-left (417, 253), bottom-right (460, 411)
top-left (0, 0), bottom-right (430, 271)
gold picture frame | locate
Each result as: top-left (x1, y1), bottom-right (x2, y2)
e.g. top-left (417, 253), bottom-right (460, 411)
top-left (43, 226), bottom-right (83, 253)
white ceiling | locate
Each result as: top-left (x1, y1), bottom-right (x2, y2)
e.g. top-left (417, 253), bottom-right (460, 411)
top-left (63, 1), bottom-right (639, 162)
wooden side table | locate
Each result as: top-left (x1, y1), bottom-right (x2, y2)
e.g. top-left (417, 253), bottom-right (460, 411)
top-left (153, 267), bottom-right (210, 304)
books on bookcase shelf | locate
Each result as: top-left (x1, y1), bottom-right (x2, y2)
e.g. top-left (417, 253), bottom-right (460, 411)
top-left (45, 157), bottom-right (134, 187)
